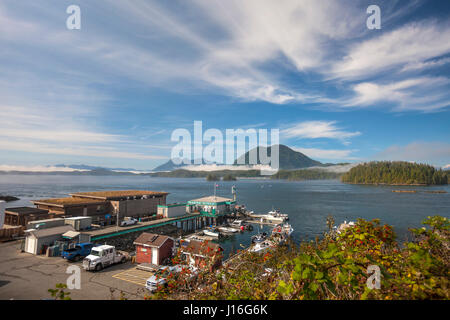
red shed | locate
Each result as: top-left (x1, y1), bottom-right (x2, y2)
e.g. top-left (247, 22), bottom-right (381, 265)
top-left (133, 233), bottom-right (174, 265)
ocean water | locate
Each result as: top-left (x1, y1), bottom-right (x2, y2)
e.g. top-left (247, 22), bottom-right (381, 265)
top-left (1, 175), bottom-right (449, 256)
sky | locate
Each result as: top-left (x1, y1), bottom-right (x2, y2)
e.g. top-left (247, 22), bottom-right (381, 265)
top-left (0, 0), bottom-right (449, 170)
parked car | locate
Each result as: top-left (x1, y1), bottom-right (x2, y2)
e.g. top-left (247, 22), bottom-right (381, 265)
top-left (62, 243), bottom-right (94, 261)
top-left (82, 245), bottom-right (127, 271)
top-left (120, 217), bottom-right (138, 227)
top-left (145, 265), bottom-right (197, 292)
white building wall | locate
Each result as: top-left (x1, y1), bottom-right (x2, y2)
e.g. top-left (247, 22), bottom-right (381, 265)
top-left (160, 205), bottom-right (186, 218)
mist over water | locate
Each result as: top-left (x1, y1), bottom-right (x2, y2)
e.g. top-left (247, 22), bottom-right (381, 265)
top-left (1, 175), bottom-right (449, 255)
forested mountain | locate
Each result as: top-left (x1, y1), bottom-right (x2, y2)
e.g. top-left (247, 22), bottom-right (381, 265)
top-left (234, 144), bottom-right (322, 169)
top-left (341, 161), bottom-right (449, 185)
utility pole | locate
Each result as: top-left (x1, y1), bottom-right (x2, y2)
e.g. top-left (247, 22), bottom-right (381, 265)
top-left (116, 205), bottom-right (119, 230)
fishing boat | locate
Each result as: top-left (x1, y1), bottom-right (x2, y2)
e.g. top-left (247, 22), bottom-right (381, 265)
top-left (217, 226), bottom-right (239, 233)
top-left (230, 219), bottom-right (245, 228)
top-left (203, 230), bottom-right (220, 238)
top-left (202, 227), bottom-right (221, 238)
top-left (251, 232), bottom-right (268, 243)
top-left (272, 223), bottom-right (294, 237)
top-left (249, 240), bottom-right (273, 253)
top-left (248, 209), bottom-right (289, 223)
top-left (230, 219), bottom-right (253, 231)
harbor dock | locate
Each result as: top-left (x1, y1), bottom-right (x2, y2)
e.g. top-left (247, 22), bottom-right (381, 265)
top-left (85, 212), bottom-right (214, 241)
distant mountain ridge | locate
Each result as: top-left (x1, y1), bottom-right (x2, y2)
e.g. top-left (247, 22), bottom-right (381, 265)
top-left (152, 158), bottom-right (218, 172)
top-left (234, 144), bottom-right (322, 170)
top-left (0, 145), bottom-right (345, 175)
top-left (152, 145), bottom-right (322, 171)
top-left (54, 164), bottom-right (138, 171)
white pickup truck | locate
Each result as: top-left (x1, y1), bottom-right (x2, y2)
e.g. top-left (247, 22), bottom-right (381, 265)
top-left (82, 245), bottom-right (127, 271)
top-left (120, 217), bottom-right (138, 227)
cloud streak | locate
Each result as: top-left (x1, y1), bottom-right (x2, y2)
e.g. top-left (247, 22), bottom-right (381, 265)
top-left (282, 121), bottom-right (361, 143)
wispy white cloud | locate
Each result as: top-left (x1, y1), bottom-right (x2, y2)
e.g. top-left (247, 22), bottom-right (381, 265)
top-left (293, 147), bottom-right (359, 160)
top-left (344, 77), bottom-right (450, 111)
top-left (282, 121), bottom-right (361, 143)
top-left (400, 57), bottom-right (450, 73)
top-left (331, 21), bottom-right (450, 80)
top-left (307, 163), bottom-right (359, 173)
top-left (0, 139), bottom-right (166, 160)
top-left (0, 165), bottom-right (88, 172)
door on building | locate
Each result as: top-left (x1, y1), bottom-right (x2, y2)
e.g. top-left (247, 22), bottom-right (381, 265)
top-left (26, 237), bottom-right (37, 254)
top-left (152, 247), bottom-right (158, 265)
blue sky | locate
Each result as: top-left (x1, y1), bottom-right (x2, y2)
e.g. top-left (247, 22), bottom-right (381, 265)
top-left (0, 0), bottom-right (449, 170)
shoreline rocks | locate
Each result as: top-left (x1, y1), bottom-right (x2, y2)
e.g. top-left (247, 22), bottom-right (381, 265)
top-left (0, 195), bottom-right (20, 202)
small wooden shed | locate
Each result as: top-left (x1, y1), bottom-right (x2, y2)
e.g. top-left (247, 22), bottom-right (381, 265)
top-left (133, 233), bottom-right (174, 266)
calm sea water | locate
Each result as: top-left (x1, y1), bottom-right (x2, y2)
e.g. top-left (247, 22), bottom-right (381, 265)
top-left (1, 175), bottom-right (449, 256)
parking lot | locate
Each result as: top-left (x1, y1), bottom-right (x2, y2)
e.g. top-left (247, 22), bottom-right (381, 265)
top-left (112, 267), bottom-right (153, 287)
top-left (0, 240), bottom-right (151, 300)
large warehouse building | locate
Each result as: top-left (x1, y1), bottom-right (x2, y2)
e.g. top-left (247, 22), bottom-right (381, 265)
top-left (32, 190), bottom-right (168, 225)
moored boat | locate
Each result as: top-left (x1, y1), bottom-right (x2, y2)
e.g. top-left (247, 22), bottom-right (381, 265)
top-left (203, 229), bottom-right (220, 238)
top-left (251, 232), bottom-right (268, 243)
top-left (248, 209), bottom-right (289, 223)
top-left (217, 226), bottom-right (239, 233)
top-left (272, 223), bottom-right (294, 237)
top-left (249, 240), bottom-right (274, 253)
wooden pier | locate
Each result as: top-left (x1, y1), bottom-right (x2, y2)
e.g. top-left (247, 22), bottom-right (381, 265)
top-left (84, 212), bottom-right (223, 241)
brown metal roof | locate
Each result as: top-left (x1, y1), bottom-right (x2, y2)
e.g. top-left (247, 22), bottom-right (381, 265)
top-left (5, 207), bottom-right (49, 216)
top-left (31, 197), bottom-right (107, 208)
top-left (183, 239), bottom-right (222, 256)
top-left (69, 190), bottom-right (169, 200)
top-left (133, 232), bottom-right (172, 248)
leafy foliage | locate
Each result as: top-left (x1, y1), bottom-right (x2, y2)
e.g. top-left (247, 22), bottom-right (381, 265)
top-left (341, 161), bottom-right (448, 185)
top-left (149, 216), bottom-right (449, 300)
top-left (48, 283), bottom-right (71, 300)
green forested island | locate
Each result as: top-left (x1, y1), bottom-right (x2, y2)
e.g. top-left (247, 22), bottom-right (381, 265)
top-left (341, 161), bottom-right (449, 185)
top-left (272, 169), bottom-right (343, 181)
top-left (222, 173), bottom-right (237, 181)
top-left (206, 173), bottom-right (220, 181)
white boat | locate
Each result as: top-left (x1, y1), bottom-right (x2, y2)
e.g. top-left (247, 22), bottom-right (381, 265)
top-left (267, 209), bottom-right (289, 220)
top-left (251, 232), bottom-right (268, 243)
top-left (272, 223), bottom-right (294, 237)
top-left (218, 227), bottom-right (239, 233)
top-left (249, 241), bottom-right (273, 253)
top-left (203, 229), bottom-right (220, 238)
top-left (249, 210), bottom-right (288, 223)
top-left (230, 219), bottom-right (245, 227)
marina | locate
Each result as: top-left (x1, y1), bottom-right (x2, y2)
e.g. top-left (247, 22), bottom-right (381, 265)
top-left (1, 175), bottom-right (448, 300)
